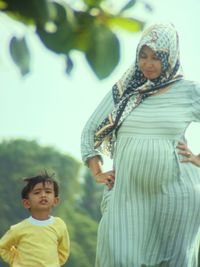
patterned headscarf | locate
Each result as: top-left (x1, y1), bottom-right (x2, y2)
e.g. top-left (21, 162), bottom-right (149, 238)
top-left (94, 22), bottom-right (184, 156)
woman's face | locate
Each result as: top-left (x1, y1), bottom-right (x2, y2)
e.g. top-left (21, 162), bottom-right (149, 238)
top-left (138, 45), bottom-right (162, 80)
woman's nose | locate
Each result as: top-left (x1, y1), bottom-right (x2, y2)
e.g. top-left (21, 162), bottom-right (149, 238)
top-left (145, 58), bottom-right (153, 66)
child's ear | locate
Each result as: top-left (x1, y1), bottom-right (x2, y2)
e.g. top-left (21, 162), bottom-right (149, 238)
top-left (22, 199), bottom-right (31, 209)
top-left (53, 197), bottom-right (60, 207)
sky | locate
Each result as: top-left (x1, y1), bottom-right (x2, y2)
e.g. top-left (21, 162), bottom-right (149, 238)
top-left (1, 0), bottom-right (200, 169)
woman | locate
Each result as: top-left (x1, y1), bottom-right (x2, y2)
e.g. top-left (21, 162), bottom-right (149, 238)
top-left (81, 22), bottom-right (200, 267)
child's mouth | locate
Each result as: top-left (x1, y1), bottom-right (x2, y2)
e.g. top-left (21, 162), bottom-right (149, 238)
top-left (40, 199), bottom-right (48, 204)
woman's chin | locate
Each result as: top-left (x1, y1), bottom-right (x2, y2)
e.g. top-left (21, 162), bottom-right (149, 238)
top-left (144, 74), bottom-right (158, 80)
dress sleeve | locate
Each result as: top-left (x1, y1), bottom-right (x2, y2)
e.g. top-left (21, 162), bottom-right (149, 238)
top-left (192, 82), bottom-right (200, 121)
top-left (81, 89), bottom-right (115, 163)
top-left (0, 227), bottom-right (18, 265)
top-left (58, 220), bottom-right (70, 265)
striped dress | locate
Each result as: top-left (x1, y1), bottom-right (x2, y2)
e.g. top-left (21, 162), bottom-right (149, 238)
top-left (81, 79), bottom-right (200, 267)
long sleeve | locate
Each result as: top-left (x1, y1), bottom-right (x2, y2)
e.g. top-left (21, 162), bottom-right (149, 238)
top-left (81, 89), bottom-right (115, 163)
top-left (192, 81), bottom-right (200, 121)
top-left (0, 227), bottom-right (18, 265)
top-left (58, 222), bottom-right (70, 266)
top-left (1, 217), bottom-right (70, 267)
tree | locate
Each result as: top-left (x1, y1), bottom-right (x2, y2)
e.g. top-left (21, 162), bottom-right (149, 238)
top-left (79, 168), bottom-right (103, 221)
top-left (0, 0), bottom-right (151, 79)
top-left (0, 139), bottom-right (99, 267)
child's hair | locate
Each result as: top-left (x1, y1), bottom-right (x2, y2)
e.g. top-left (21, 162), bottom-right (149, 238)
top-left (21, 170), bottom-right (59, 199)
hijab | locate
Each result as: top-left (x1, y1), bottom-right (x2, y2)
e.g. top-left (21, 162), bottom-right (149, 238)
top-left (94, 22), bottom-right (184, 156)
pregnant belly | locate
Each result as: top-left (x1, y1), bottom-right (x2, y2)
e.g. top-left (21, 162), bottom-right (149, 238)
top-left (114, 137), bottom-right (178, 193)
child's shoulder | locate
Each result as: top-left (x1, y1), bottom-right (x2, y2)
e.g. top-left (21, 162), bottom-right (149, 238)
top-left (53, 217), bottom-right (67, 229)
top-left (54, 216), bottom-right (66, 224)
top-left (10, 218), bottom-right (29, 231)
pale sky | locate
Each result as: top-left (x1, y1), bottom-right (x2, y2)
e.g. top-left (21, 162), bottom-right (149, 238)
top-left (1, 0), bottom-right (200, 167)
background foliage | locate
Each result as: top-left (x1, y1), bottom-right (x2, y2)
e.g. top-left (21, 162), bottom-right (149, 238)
top-left (0, 139), bottom-right (103, 267)
top-left (0, 0), bottom-right (148, 79)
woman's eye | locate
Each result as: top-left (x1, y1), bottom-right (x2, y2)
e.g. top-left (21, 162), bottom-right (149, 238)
top-left (139, 53), bottom-right (146, 59)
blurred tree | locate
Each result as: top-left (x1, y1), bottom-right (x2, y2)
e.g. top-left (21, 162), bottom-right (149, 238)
top-left (0, 139), bottom-right (80, 232)
top-left (0, 0), bottom-right (151, 79)
top-left (60, 207), bottom-right (98, 267)
top-left (79, 169), bottom-right (103, 221)
top-left (0, 139), bottom-right (99, 267)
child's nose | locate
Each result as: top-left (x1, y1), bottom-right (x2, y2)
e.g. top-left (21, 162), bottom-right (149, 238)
top-left (41, 191), bottom-right (47, 197)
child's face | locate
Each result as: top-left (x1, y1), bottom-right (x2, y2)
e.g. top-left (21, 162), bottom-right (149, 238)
top-left (22, 182), bottom-right (59, 212)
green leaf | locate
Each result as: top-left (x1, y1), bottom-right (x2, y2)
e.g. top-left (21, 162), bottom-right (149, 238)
top-left (85, 25), bottom-right (120, 79)
top-left (2, 0), bottom-right (54, 26)
top-left (9, 36), bottom-right (30, 76)
top-left (119, 0), bottom-right (137, 13)
top-left (37, 3), bottom-right (75, 54)
top-left (107, 16), bottom-right (144, 32)
top-left (83, 0), bottom-right (103, 8)
top-left (144, 2), bottom-right (153, 12)
top-left (0, 0), bottom-right (7, 9)
top-left (65, 55), bottom-right (74, 75)
top-left (72, 11), bottom-right (94, 52)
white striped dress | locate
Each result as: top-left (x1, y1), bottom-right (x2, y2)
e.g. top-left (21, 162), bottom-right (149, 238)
top-left (81, 79), bottom-right (200, 267)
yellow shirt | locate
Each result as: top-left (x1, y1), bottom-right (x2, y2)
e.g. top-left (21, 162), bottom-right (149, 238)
top-left (0, 216), bottom-right (70, 267)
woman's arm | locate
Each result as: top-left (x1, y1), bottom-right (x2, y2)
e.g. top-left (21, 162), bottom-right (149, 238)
top-left (180, 82), bottom-right (200, 167)
top-left (176, 142), bottom-right (200, 167)
top-left (81, 89), bottom-right (116, 188)
top-left (86, 156), bottom-right (115, 189)
top-left (81, 89), bottom-right (114, 163)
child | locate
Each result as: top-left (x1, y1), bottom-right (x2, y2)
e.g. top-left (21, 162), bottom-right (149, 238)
top-left (0, 171), bottom-right (70, 267)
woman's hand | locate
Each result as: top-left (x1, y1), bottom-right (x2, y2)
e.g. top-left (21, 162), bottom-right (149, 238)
top-left (86, 156), bottom-right (115, 189)
top-left (176, 142), bottom-right (200, 167)
top-left (94, 170), bottom-right (115, 190)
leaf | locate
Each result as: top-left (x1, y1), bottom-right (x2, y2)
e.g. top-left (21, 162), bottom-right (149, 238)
top-left (83, 0), bottom-right (103, 8)
top-left (65, 55), bottom-right (74, 75)
top-left (119, 0), bottom-right (137, 13)
top-left (144, 2), bottom-right (153, 12)
top-left (85, 25), bottom-right (120, 79)
top-left (2, 0), bottom-right (54, 26)
top-left (9, 36), bottom-right (30, 76)
top-left (37, 3), bottom-right (75, 54)
top-left (107, 16), bottom-right (144, 32)
top-left (0, 0), bottom-right (7, 9)
top-left (72, 11), bottom-right (94, 52)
